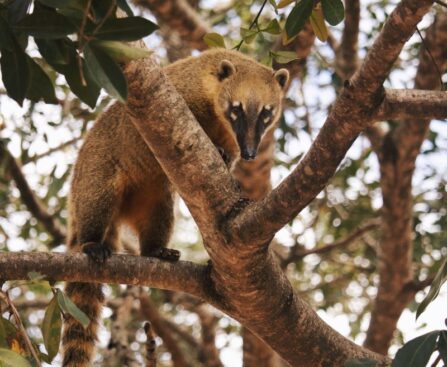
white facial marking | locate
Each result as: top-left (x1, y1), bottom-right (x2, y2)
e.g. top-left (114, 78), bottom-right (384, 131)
top-left (265, 104), bottom-right (272, 111)
top-left (263, 116), bottom-right (270, 124)
top-left (232, 101), bottom-right (241, 108)
top-left (230, 112), bottom-right (238, 121)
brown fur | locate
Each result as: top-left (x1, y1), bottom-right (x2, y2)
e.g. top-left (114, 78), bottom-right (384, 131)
top-left (62, 49), bottom-right (288, 366)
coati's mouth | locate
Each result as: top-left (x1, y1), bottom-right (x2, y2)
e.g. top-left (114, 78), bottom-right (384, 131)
top-left (241, 147), bottom-right (257, 160)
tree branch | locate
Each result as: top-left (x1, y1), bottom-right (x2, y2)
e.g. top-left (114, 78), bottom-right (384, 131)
top-left (0, 253), bottom-right (208, 300)
top-left (230, 0), bottom-right (435, 247)
top-left (376, 89), bottom-right (447, 121)
top-left (117, 1), bottom-right (434, 366)
top-left (284, 219), bottom-right (381, 265)
top-left (133, 0), bottom-right (210, 50)
top-left (364, 12), bottom-right (447, 354)
top-left (139, 294), bottom-right (190, 367)
top-left (335, 0), bottom-right (360, 79)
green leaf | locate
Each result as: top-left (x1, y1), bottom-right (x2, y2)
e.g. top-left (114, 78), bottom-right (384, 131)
top-left (3, 0), bottom-right (31, 24)
top-left (277, 0), bottom-right (295, 8)
top-left (92, 40), bottom-right (152, 62)
top-left (0, 41), bottom-right (30, 106)
top-left (285, 0), bottom-right (313, 38)
top-left (268, 0), bottom-right (278, 11)
top-left (26, 57), bottom-right (58, 104)
top-left (14, 11), bottom-right (76, 38)
top-left (0, 348), bottom-right (32, 367)
top-left (35, 38), bottom-right (71, 65)
top-left (416, 257), bottom-right (447, 319)
top-left (321, 0), bottom-right (345, 26)
top-left (0, 15), bottom-right (14, 50)
top-left (84, 43), bottom-right (127, 102)
top-left (309, 8), bottom-right (328, 41)
top-left (63, 57), bottom-right (101, 108)
top-left (345, 359), bottom-right (378, 367)
top-left (439, 331), bottom-right (447, 364)
top-left (41, 296), bottom-right (62, 361)
top-left (93, 17), bottom-right (158, 41)
top-left (36, 37), bottom-right (101, 107)
top-left (203, 32), bottom-right (226, 48)
top-left (27, 271), bottom-right (46, 281)
top-left (270, 50), bottom-right (298, 64)
top-left (117, 0), bottom-right (133, 16)
top-left (392, 331), bottom-right (440, 367)
top-left (263, 19), bottom-right (282, 35)
top-left (240, 27), bottom-right (258, 44)
top-left (56, 289), bottom-right (90, 328)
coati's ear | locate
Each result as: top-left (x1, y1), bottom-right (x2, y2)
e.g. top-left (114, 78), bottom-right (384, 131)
top-left (218, 59), bottom-right (236, 81)
top-left (274, 68), bottom-right (289, 90)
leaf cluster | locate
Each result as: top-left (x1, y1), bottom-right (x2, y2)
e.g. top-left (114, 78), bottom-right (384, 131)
top-left (0, 0), bottom-right (157, 108)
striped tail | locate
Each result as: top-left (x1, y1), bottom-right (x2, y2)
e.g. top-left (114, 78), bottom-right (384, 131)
top-left (62, 282), bottom-right (104, 367)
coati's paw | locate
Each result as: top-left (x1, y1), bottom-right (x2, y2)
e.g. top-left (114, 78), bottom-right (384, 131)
top-left (146, 248), bottom-right (180, 262)
top-left (82, 242), bottom-right (112, 263)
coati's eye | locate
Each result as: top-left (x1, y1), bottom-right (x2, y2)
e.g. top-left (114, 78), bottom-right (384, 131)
top-left (260, 105), bottom-right (273, 124)
top-left (229, 101), bottom-right (244, 122)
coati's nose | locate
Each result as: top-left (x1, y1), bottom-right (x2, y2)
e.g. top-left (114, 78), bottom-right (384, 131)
top-left (241, 147), bottom-right (257, 160)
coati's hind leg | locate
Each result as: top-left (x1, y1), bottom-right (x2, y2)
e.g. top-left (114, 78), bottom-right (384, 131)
top-left (137, 189), bottom-right (180, 261)
top-left (75, 181), bottom-right (121, 263)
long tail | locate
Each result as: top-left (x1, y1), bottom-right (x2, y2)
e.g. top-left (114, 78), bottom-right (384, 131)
top-left (62, 282), bottom-right (104, 367)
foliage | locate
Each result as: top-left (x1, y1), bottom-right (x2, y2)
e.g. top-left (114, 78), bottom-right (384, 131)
top-left (0, 0), bottom-right (157, 107)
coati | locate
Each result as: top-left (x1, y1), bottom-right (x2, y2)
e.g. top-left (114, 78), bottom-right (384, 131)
top-left (61, 49), bottom-right (289, 366)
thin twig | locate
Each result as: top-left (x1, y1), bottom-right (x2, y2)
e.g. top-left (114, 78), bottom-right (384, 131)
top-left (430, 354), bottom-right (442, 367)
top-left (92, 0), bottom-right (117, 36)
top-left (77, 0), bottom-right (92, 86)
top-left (0, 291), bottom-right (42, 367)
top-left (234, 0), bottom-right (268, 50)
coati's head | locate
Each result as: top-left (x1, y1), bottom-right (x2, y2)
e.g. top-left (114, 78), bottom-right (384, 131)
top-left (215, 59), bottom-right (289, 160)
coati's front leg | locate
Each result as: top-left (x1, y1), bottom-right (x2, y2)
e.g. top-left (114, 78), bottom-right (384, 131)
top-left (137, 188), bottom-right (180, 262)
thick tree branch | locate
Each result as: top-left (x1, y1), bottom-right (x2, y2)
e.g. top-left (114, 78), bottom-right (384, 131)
top-left (230, 0), bottom-right (435, 246)
top-left (196, 305), bottom-right (224, 367)
top-left (116, 1), bottom-right (434, 366)
top-left (364, 12), bottom-right (447, 354)
top-left (376, 89), bottom-right (447, 121)
top-left (0, 253), bottom-right (208, 300)
top-left (0, 142), bottom-right (66, 245)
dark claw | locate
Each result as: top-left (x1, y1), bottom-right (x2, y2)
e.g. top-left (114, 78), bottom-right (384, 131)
top-left (82, 242), bottom-right (112, 264)
top-left (146, 248), bottom-right (180, 262)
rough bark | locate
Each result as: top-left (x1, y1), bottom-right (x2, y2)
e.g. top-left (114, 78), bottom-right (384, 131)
top-left (364, 12), bottom-right (447, 354)
top-left (0, 252), bottom-right (208, 299)
top-left (375, 89), bottom-right (447, 121)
